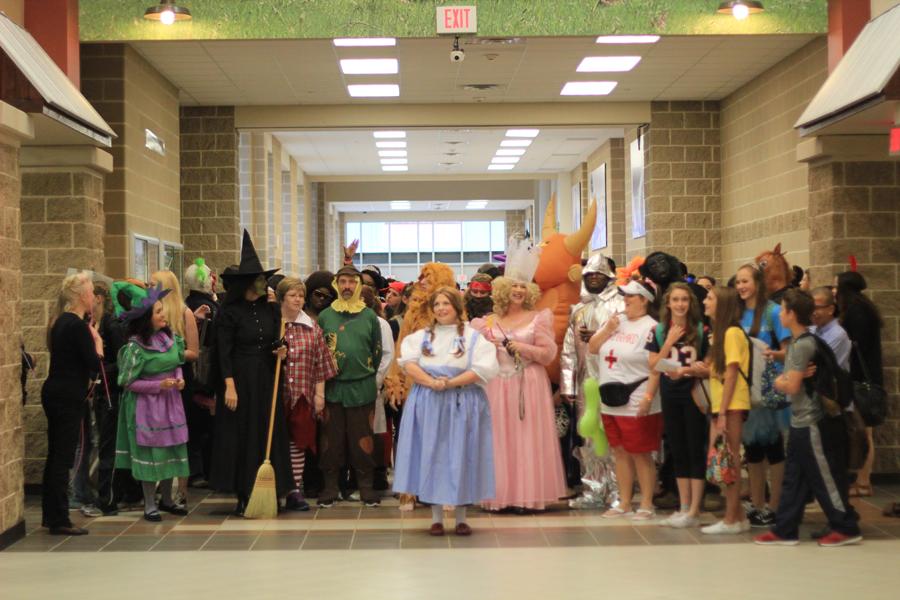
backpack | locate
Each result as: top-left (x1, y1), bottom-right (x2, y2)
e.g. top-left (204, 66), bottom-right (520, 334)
top-left (799, 332), bottom-right (868, 470)
top-left (739, 326), bottom-right (788, 411)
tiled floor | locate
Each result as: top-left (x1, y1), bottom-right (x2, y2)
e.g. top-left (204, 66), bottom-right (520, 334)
top-left (3, 486), bottom-right (900, 600)
top-left (5, 484), bottom-right (900, 553)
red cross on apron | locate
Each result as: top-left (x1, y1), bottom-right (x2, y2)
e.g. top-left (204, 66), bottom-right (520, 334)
top-left (604, 349), bottom-right (618, 369)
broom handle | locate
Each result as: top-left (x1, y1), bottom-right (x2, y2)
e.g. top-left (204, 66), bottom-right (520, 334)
top-left (263, 319), bottom-right (287, 462)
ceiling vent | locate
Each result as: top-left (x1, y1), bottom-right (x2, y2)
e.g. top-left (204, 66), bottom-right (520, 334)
top-left (465, 37), bottom-right (525, 46)
top-left (461, 83), bottom-right (502, 92)
top-left (431, 202), bottom-right (451, 210)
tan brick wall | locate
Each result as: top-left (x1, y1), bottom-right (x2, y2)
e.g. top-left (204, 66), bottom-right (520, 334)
top-left (0, 135), bottom-right (24, 539)
top-left (20, 167), bottom-right (106, 484)
top-left (720, 38), bottom-right (827, 276)
top-left (808, 160), bottom-right (900, 473)
top-left (180, 107), bottom-right (240, 274)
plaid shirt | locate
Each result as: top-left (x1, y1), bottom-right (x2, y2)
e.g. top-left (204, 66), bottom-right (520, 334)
top-left (283, 318), bottom-right (337, 409)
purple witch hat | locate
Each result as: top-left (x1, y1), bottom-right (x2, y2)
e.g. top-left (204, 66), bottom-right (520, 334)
top-left (120, 283), bottom-right (171, 323)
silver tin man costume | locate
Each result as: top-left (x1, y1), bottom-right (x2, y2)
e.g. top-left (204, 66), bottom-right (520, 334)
top-left (560, 251), bottom-right (624, 509)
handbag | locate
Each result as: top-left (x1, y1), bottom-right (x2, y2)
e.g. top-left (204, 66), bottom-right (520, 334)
top-left (706, 434), bottom-right (738, 487)
top-left (193, 317), bottom-right (213, 389)
top-left (599, 377), bottom-right (648, 407)
top-left (851, 343), bottom-right (887, 427)
top-left (691, 379), bottom-right (710, 415)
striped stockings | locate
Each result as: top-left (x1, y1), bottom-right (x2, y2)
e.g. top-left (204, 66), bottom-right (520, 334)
top-left (289, 441), bottom-right (306, 493)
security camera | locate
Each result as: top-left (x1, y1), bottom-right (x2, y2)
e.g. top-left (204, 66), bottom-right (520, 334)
top-left (450, 36), bottom-right (464, 63)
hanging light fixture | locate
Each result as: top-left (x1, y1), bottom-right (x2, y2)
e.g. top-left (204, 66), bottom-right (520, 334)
top-left (144, 1), bottom-right (192, 25)
top-left (717, 1), bottom-right (764, 20)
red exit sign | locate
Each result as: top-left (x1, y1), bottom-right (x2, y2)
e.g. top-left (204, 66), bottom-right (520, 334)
top-left (891, 127), bottom-right (900, 156)
top-left (436, 5), bottom-right (477, 35)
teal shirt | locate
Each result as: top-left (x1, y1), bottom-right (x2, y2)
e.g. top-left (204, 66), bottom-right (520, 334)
top-left (317, 307), bottom-right (382, 407)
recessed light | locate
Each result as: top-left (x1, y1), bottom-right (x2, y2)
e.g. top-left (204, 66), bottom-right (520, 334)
top-left (492, 156), bottom-right (520, 164)
top-left (380, 158), bottom-right (408, 165)
top-left (594, 35), bottom-right (659, 44)
top-left (488, 164), bottom-right (515, 171)
top-left (347, 84), bottom-right (400, 98)
top-left (334, 38), bottom-right (397, 47)
top-left (505, 129), bottom-right (539, 138)
top-left (577, 56), bottom-right (642, 72)
top-left (378, 150), bottom-right (407, 157)
top-left (340, 58), bottom-right (399, 75)
top-left (467, 201), bottom-right (489, 209)
top-left (560, 81), bottom-right (618, 96)
top-left (390, 200), bottom-right (411, 209)
top-left (376, 141), bottom-right (407, 149)
top-left (383, 166), bottom-right (408, 172)
top-left (500, 139), bottom-right (532, 147)
top-left (373, 131), bottom-right (406, 139)
top-left (496, 148), bottom-right (526, 156)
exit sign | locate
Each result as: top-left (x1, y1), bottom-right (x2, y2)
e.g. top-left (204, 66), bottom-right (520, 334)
top-left (891, 127), bottom-right (900, 156)
top-left (437, 5), bottom-right (477, 35)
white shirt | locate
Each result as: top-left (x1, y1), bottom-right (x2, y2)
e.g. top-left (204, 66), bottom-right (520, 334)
top-left (597, 314), bottom-right (660, 417)
top-left (376, 316), bottom-right (394, 388)
top-left (399, 324), bottom-right (499, 386)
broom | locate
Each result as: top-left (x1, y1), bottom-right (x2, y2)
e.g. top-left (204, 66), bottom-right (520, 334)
top-left (244, 320), bottom-right (286, 519)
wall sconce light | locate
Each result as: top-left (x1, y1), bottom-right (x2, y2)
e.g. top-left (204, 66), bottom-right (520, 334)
top-left (717, 1), bottom-right (764, 21)
top-left (144, 1), bottom-right (192, 25)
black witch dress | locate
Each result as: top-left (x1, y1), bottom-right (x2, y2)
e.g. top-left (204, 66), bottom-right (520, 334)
top-left (210, 296), bottom-right (294, 499)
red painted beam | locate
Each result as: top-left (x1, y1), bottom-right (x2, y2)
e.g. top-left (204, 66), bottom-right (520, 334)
top-left (828, 0), bottom-right (870, 73)
top-left (24, 0), bottom-right (80, 88)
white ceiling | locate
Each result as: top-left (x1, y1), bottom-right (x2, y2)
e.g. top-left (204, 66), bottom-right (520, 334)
top-left (127, 34), bottom-right (819, 106)
top-left (333, 200), bottom-right (533, 213)
top-left (275, 127), bottom-right (622, 176)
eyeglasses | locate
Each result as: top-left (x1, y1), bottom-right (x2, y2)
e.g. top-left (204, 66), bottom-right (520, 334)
top-left (312, 289), bottom-right (335, 300)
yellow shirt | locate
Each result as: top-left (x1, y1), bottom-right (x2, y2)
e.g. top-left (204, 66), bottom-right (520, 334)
top-left (708, 326), bottom-right (751, 413)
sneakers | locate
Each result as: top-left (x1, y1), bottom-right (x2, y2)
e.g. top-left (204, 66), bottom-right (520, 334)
top-left (817, 531), bottom-right (863, 547)
top-left (671, 514), bottom-right (701, 529)
top-left (363, 499), bottom-right (381, 508)
top-left (701, 520), bottom-right (745, 535)
top-left (659, 512), bottom-right (685, 527)
top-left (79, 504), bottom-right (103, 518)
top-left (285, 492), bottom-right (310, 512)
top-left (316, 498), bottom-right (336, 509)
top-left (749, 508), bottom-right (775, 528)
top-left (754, 531), bottom-right (799, 546)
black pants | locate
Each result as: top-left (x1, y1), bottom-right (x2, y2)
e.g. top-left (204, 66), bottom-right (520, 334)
top-left (41, 397), bottom-right (83, 528)
top-left (320, 402), bottom-right (376, 503)
top-left (662, 396), bottom-right (708, 480)
top-left (772, 419), bottom-right (861, 540)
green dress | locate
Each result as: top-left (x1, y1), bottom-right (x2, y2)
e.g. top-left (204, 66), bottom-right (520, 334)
top-left (114, 332), bottom-right (190, 482)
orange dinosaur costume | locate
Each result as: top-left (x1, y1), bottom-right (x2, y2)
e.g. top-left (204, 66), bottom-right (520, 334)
top-left (534, 199), bottom-right (597, 384)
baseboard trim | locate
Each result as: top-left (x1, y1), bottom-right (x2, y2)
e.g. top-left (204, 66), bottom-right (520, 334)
top-left (0, 520), bottom-right (26, 551)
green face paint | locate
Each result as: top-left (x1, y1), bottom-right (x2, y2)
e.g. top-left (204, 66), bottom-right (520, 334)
top-left (254, 275), bottom-right (267, 296)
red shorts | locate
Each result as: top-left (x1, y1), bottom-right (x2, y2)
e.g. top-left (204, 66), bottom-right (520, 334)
top-left (601, 412), bottom-right (663, 454)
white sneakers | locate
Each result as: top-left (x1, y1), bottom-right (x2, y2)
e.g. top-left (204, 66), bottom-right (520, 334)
top-left (660, 512), bottom-right (701, 528)
top-left (701, 519), bottom-right (751, 535)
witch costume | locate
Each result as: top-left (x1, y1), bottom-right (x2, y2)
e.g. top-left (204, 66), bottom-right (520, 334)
top-left (209, 231), bottom-right (294, 511)
top-left (114, 286), bottom-right (190, 484)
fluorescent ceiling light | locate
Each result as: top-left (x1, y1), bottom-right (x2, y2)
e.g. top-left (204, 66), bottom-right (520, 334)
top-left (467, 201), bottom-right (489, 209)
top-left (390, 200), bottom-right (411, 209)
top-left (496, 148), bottom-right (526, 156)
top-left (384, 166), bottom-right (409, 172)
top-left (505, 129), bottom-right (539, 138)
top-left (378, 150), bottom-right (407, 157)
top-left (380, 158), bottom-right (408, 165)
top-left (577, 56), bottom-right (642, 72)
top-left (340, 58), bottom-right (399, 75)
top-left (373, 131), bottom-right (406, 139)
top-left (560, 81), bottom-right (618, 96)
top-left (334, 38), bottom-right (396, 47)
top-left (500, 139), bottom-right (532, 147)
top-left (595, 35), bottom-right (659, 44)
top-left (347, 84), bottom-right (400, 98)
top-left (488, 164), bottom-right (515, 171)
top-left (492, 156), bottom-right (520, 164)
top-left (375, 141), bottom-right (406, 149)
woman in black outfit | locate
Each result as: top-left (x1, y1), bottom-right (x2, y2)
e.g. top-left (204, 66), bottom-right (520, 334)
top-left (835, 271), bottom-right (884, 497)
top-left (41, 272), bottom-right (104, 535)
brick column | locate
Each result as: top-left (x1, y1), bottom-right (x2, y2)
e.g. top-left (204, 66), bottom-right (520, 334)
top-left (180, 107), bottom-right (240, 274)
top-left (0, 102), bottom-right (33, 547)
top-left (19, 146), bottom-right (111, 485)
top-left (807, 159), bottom-right (900, 472)
top-left (506, 209), bottom-right (527, 239)
top-left (607, 139), bottom-right (626, 265)
top-left (644, 101), bottom-right (722, 278)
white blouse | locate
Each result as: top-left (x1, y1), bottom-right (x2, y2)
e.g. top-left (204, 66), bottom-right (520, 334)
top-left (399, 324), bottom-right (499, 386)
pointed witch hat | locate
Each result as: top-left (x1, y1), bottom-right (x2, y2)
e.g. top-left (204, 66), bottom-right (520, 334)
top-left (221, 229), bottom-right (279, 281)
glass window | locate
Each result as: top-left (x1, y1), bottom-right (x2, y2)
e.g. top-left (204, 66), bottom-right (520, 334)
top-left (491, 221), bottom-right (506, 251)
top-left (133, 237), bottom-right (148, 282)
top-left (389, 222), bottom-right (418, 252)
top-left (360, 222), bottom-right (388, 252)
top-left (162, 243), bottom-right (183, 286)
top-left (346, 222), bottom-right (361, 245)
top-left (418, 222), bottom-right (433, 251)
top-left (433, 222), bottom-right (461, 251)
top-left (462, 221), bottom-right (490, 251)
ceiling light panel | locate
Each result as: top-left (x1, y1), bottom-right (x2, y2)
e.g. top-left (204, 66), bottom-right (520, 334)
top-left (560, 81), bottom-right (618, 96)
top-left (488, 164), bottom-right (515, 171)
top-left (334, 38), bottom-right (397, 47)
top-left (500, 139), bottom-right (532, 147)
top-left (373, 131), bottom-right (406, 139)
top-left (347, 84), bottom-right (400, 97)
top-left (380, 158), bottom-right (408, 165)
top-left (378, 150), bottom-right (407, 157)
top-left (390, 200), bottom-right (411, 209)
top-left (383, 166), bottom-right (408, 172)
top-left (595, 35), bottom-right (660, 44)
top-left (496, 148), bottom-right (526, 156)
top-left (505, 129), bottom-right (540, 138)
top-left (577, 56), bottom-right (642, 72)
top-left (375, 141), bottom-right (407, 149)
top-left (467, 201), bottom-right (489, 209)
top-left (491, 157), bottom-right (520, 164)
top-left (340, 58), bottom-right (399, 75)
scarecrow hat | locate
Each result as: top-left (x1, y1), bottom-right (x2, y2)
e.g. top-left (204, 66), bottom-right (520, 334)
top-left (120, 283), bottom-right (171, 323)
top-left (221, 230), bottom-right (279, 281)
